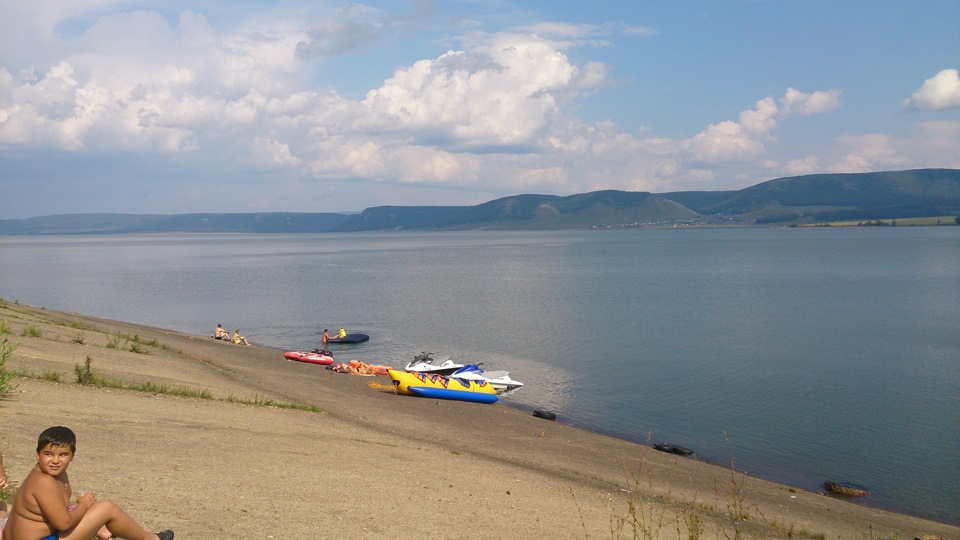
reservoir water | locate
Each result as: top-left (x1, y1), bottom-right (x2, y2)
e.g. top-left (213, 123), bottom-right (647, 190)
top-left (1, 227), bottom-right (958, 524)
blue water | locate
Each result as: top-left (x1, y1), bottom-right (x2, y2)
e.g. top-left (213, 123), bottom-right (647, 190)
top-left (1, 228), bottom-right (958, 524)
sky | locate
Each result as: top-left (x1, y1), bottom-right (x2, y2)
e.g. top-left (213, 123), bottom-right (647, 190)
top-left (1, 1), bottom-right (958, 219)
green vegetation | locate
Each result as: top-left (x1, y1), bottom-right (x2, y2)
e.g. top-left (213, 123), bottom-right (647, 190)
top-left (75, 355), bottom-right (96, 384)
top-left (221, 394), bottom-right (320, 412)
top-left (128, 334), bottom-right (149, 354)
top-left (21, 325), bottom-right (42, 338)
top-left (0, 337), bottom-right (18, 398)
top-left (105, 333), bottom-right (158, 353)
top-left (804, 216), bottom-right (959, 227)
top-left (605, 433), bottom-right (838, 539)
top-left (68, 355), bottom-right (320, 412)
top-left (610, 469), bottom-right (674, 539)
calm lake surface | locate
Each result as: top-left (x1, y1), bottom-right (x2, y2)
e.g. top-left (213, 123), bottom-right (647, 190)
top-left (1, 227), bottom-right (958, 524)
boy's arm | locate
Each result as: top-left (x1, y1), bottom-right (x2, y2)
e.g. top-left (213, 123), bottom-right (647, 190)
top-left (33, 475), bottom-right (90, 532)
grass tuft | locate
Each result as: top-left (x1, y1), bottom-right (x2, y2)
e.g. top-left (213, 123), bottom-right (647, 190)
top-left (0, 337), bottom-right (18, 397)
top-left (21, 326), bottom-right (42, 338)
top-left (75, 355), bottom-right (96, 385)
top-left (67, 357), bottom-right (320, 412)
top-left (610, 467), bottom-right (674, 539)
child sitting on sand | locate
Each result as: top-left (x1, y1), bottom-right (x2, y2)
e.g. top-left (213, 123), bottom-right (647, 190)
top-left (2, 426), bottom-right (173, 540)
top-left (232, 329), bottom-right (251, 346)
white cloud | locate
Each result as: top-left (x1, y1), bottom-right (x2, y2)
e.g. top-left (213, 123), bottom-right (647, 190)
top-left (739, 97), bottom-right (779, 135)
top-left (517, 22), bottom-right (605, 40)
top-left (903, 69), bottom-right (960, 110)
top-left (360, 32), bottom-right (592, 149)
top-left (248, 137), bottom-right (301, 168)
top-left (829, 134), bottom-right (913, 173)
top-left (780, 87), bottom-right (841, 117)
top-left (683, 88), bottom-right (841, 165)
top-left (783, 156), bottom-right (822, 176)
top-left (296, 4), bottom-right (385, 58)
top-left (10, 0), bottom-right (134, 40)
top-left (623, 25), bottom-right (657, 37)
top-left (686, 120), bottom-right (767, 163)
top-left (685, 96), bottom-right (779, 164)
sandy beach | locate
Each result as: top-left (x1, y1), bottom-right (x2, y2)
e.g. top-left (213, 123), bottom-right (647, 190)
top-left (0, 302), bottom-right (956, 539)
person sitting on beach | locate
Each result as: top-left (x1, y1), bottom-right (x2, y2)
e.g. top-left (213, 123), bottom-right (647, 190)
top-left (0, 446), bottom-right (8, 491)
top-left (337, 327), bottom-right (347, 339)
top-left (214, 324), bottom-right (229, 340)
top-left (2, 426), bottom-right (173, 540)
top-left (0, 447), bottom-right (7, 539)
top-left (232, 329), bottom-right (250, 346)
top-left (0, 500), bottom-right (7, 540)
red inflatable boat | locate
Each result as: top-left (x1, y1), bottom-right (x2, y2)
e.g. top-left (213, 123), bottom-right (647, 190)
top-left (284, 349), bottom-right (334, 365)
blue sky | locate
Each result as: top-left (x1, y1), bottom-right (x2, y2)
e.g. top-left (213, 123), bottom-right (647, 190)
top-left (1, 0), bottom-right (958, 219)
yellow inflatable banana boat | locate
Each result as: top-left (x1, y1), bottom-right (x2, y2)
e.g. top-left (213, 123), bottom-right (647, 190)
top-left (387, 369), bottom-right (498, 403)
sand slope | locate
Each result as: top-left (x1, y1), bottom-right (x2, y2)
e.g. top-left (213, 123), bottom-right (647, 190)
top-left (0, 303), bottom-right (956, 539)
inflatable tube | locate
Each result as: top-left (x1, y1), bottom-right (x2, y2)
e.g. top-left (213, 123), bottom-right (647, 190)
top-left (532, 409), bottom-right (556, 421)
top-left (387, 369), bottom-right (497, 398)
top-left (328, 333), bottom-right (370, 344)
top-left (284, 350), bottom-right (334, 365)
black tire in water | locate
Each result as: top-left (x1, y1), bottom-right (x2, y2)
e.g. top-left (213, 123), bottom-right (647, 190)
top-left (532, 409), bottom-right (557, 421)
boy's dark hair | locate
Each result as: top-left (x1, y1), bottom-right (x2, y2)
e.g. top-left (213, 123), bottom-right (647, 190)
top-left (37, 426), bottom-right (77, 453)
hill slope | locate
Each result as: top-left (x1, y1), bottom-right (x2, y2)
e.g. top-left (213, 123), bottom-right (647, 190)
top-left (332, 190), bottom-right (698, 231)
top-left (662, 168), bottom-right (960, 224)
top-left (0, 212), bottom-right (350, 235)
top-left (2, 169), bottom-right (958, 233)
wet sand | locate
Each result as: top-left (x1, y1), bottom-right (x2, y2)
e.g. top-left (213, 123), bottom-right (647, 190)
top-left (0, 302), bottom-right (956, 539)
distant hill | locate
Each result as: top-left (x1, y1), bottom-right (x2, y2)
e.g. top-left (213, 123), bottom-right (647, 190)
top-left (0, 212), bottom-right (350, 235)
top-left (332, 190), bottom-right (698, 231)
top-left (662, 169), bottom-right (960, 224)
top-left (1, 169), bottom-right (958, 234)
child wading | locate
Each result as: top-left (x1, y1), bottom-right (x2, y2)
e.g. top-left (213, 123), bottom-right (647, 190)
top-left (2, 426), bottom-right (173, 540)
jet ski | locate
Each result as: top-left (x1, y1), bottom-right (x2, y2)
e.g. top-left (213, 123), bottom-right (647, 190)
top-left (403, 351), bottom-right (464, 375)
top-left (451, 363), bottom-right (524, 394)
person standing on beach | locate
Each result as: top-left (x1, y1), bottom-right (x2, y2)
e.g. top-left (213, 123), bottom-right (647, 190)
top-left (2, 426), bottom-right (173, 540)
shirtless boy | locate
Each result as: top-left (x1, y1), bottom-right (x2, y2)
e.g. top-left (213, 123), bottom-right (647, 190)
top-left (2, 426), bottom-right (173, 540)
